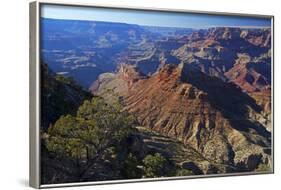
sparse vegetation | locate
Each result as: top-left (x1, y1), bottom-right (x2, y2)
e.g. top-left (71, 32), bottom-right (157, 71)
top-left (40, 20), bottom-right (272, 184)
top-left (46, 97), bottom-right (135, 164)
top-left (143, 153), bottom-right (168, 178)
top-left (175, 168), bottom-right (193, 176)
top-left (123, 153), bottom-right (142, 179)
top-left (255, 163), bottom-right (271, 172)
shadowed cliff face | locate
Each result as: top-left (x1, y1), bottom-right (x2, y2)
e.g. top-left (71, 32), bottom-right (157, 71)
top-left (92, 63), bottom-right (271, 171)
top-left (89, 27), bottom-right (272, 173)
top-left (42, 18), bottom-right (271, 93)
top-left (180, 64), bottom-right (270, 138)
top-left (171, 27), bottom-right (271, 94)
top-left (41, 63), bottom-right (92, 130)
top-left (41, 20), bottom-right (273, 183)
top-left (225, 52), bottom-right (271, 93)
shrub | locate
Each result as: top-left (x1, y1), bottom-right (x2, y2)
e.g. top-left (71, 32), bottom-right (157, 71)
top-left (176, 168), bottom-right (193, 176)
top-left (123, 153), bottom-right (142, 178)
top-left (143, 153), bottom-right (167, 178)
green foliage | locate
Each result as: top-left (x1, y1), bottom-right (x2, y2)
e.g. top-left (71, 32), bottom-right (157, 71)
top-left (175, 168), bottom-right (193, 176)
top-left (77, 97), bottom-right (135, 141)
top-left (255, 163), bottom-right (271, 172)
top-left (123, 153), bottom-right (142, 179)
top-left (143, 153), bottom-right (167, 178)
top-left (46, 115), bottom-right (85, 159)
top-left (55, 75), bottom-right (77, 86)
top-left (46, 97), bottom-right (136, 164)
top-left (41, 63), bottom-right (92, 130)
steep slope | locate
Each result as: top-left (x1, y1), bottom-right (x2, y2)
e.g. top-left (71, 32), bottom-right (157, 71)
top-left (41, 63), bottom-right (92, 130)
top-left (42, 18), bottom-right (271, 92)
top-left (120, 38), bottom-right (182, 76)
top-left (224, 50), bottom-right (272, 131)
top-left (90, 64), bottom-right (147, 103)
top-left (92, 63), bottom-right (272, 171)
top-left (225, 51), bottom-right (271, 93)
top-left (172, 27), bottom-right (271, 91)
top-left (248, 90), bottom-right (272, 132)
top-left (41, 18), bottom-right (150, 88)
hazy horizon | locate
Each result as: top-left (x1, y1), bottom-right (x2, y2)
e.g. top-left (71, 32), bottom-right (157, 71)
top-left (41, 4), bottom-right (271, 29)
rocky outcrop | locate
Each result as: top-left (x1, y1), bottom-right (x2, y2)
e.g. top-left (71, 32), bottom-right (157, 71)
top-left (92, 63), bottom-right (272, 172)
top-left (90, 27), bottom-right (272, 174)
top-left (172, 27), bottom-right (271, 91)
top-left (242, 28), bottom-right (271, 48)
top-left (89, 64), bottom-right (147, 103)
top-left (225, 52), bottom-right (271, 93)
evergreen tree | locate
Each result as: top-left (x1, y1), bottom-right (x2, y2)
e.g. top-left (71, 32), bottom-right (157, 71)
top-left (46, 97), bottom-right (136, 165)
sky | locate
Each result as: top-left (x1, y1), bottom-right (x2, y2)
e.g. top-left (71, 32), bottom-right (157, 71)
top-left (41, 4), bottom-right (271, 29)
